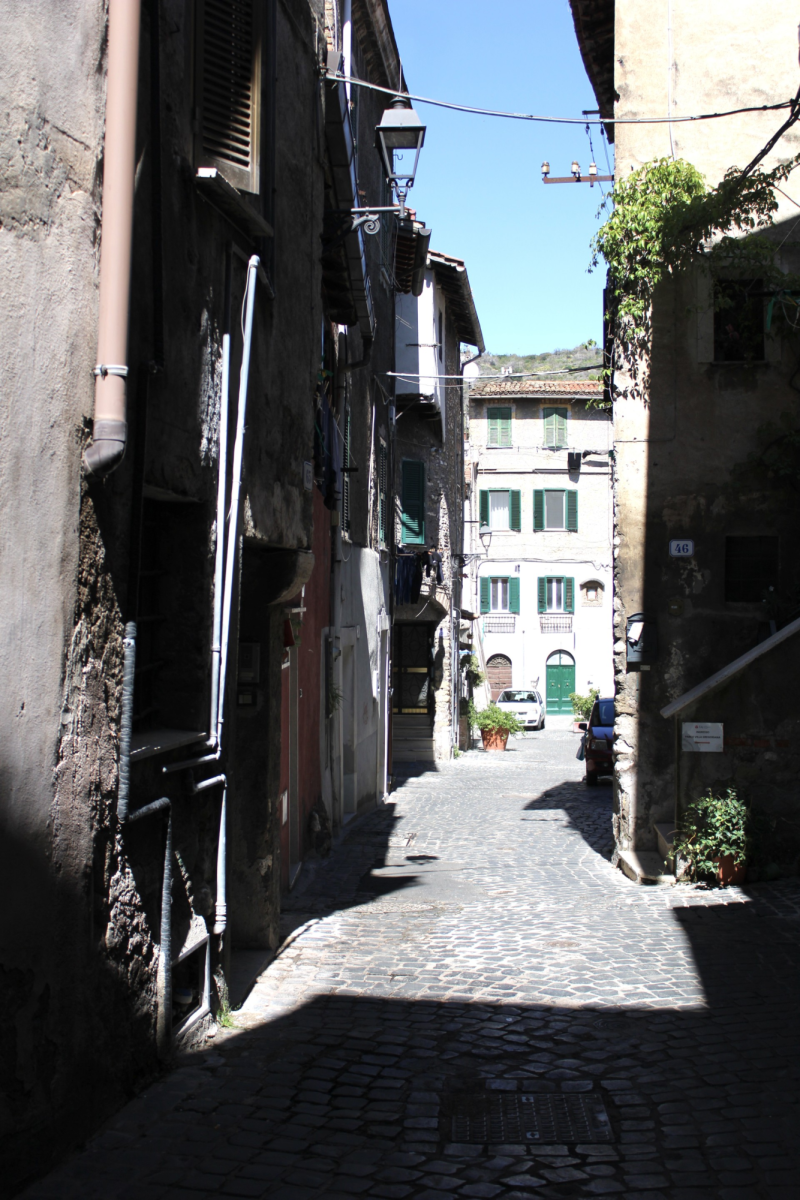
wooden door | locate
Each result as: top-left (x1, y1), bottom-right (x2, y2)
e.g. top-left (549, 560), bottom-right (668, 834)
top-left (546, 651), bottom-right (575, 713)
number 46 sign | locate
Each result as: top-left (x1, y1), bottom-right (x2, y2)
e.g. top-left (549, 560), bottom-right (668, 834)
top-left (669, 539), bottom-right (695, 558)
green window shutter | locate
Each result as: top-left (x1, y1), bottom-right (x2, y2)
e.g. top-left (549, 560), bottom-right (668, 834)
top-left (401, 460), bottom-right (425, 545)
top-left (565, 577), bottom-right (575, 613)
top-left (566, 489), bottom-right (578, 532)
top-left (533, 489), bottom-right (544, 531)
top-left (509, 576), bottom-right (520, 613)
top-left (538, 577), bottom-right (547, 613)
top-left (509, 490), bottom-right (521, 531)
top-left (480, 576), bottom-right (490, 613)
top-left (499, 407), bottom-right (512, 447)
top-left (544, 406), bottom-right (568, 448)
top-left (488, 406), bottom-right (511, 447)
top-left (479, 489), bottom-right (489, 527)
top-left (543, 407), bottom-right (556, 448)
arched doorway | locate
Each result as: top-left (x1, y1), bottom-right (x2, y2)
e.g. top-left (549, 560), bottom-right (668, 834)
top-left (546, 650), bottom-right (575, 714)
top-left (486, 654), bottom-right (512, 700)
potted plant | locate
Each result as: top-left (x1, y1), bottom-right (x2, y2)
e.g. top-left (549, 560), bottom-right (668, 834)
top-left (569, 688), bottom-right (599, 732)
top-left (673, 787), bottom-right (748, 886)
top-left (469, 701), bottom-right (524, 751)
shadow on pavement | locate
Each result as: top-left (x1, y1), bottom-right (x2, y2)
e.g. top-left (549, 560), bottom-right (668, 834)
top-left (522, 780), bottom-right (616, 861)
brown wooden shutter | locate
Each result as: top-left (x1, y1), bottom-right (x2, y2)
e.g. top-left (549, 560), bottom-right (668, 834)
top-left (196, 0), bottom-right (261, 194)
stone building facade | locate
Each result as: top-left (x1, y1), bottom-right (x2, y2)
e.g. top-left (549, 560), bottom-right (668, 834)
top-left (571, 0), bottom-right (800, 874)
top-left (0, 0), bottom-right (473, 1188)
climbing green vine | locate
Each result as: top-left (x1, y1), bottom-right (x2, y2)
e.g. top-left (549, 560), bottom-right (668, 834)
top-left (590, 154), bottom-right (800, 373)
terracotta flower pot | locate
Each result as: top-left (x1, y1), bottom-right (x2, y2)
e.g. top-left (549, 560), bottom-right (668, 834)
top-left (481, 727), bottom-right (509, 751)
top-left (716, 855), bottom-right (746, 886)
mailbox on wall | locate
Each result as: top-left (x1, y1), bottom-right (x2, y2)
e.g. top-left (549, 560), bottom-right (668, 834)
top-left (626, 613), bottom-right (658, 668)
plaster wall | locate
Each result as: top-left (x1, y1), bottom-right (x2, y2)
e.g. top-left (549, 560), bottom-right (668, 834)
top-left (611, 0), bottom-right (800, 849)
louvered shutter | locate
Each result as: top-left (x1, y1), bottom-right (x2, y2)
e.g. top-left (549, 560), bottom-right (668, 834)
top-left (538, 577), bottom-right (547, 613)
top-left (565, 577), bottom-right (575, 613)
top-left (566, 490), bottom-right (578, 531)
top-left (556, 410), bottom-right (568, 447)
top-left (533, 490), bottom-right (544, 531)
top-left (480, 577), bottom-right (491, 613)
top-left (509, 490), bottom-right (521, 531)
top-left (509, 577), bottom-right (520, 614)
top-left (196, 0), bottom-right (261, 194)
top-left (401, 460), bottom-right (425, 545)
top-left (488, 407), bottom-right (511, 447)
top-left (488, 411), bottom-right (499, 447)
top-left (543, 407), bottom-right (556, 447)
top-left (479, 489), bottom-right (489, 527)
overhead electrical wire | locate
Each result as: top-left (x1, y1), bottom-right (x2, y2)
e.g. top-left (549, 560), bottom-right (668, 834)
top-left (327, 72), bottom-right (795, 128)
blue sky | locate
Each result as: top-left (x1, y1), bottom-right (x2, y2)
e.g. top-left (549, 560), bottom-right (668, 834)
top-left (387, 0), bottom-right (613, 354)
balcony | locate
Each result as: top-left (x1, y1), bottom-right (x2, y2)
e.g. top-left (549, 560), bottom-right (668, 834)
top-left (484, 615), bottom-right (515, 634)
top-left (540, 614), bottom-right (573, 634)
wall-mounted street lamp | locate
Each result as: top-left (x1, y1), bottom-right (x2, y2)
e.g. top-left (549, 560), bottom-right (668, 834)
top-left (345, 96), bottom-right (427, 238)
top-left (479, 526), bottom-right (492, 554)
top-left (541, 160), bottom-right (613, 186)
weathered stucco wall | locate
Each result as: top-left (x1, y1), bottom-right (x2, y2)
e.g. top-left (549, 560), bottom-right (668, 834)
top-left (612, 0), bottom-right (800, 850)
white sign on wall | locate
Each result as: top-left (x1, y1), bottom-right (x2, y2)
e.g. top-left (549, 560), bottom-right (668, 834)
top-left (669, 539), bottom-right (695, 557)
top-left (682, 722), bottom-right (724, 752)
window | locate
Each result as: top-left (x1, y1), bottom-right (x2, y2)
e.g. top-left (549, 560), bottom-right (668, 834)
top-left (342, 406), bottom-right (352, 535)
top-left (581, 579), bottom-right (604, 607)
top-left (480, 576), bottom-right (520, 613)
top-left (479, 488), bottom-right (521, 531)
top-left (194, 0), bottom-right (262, 194)
top-left (487, 406), bottom-right (512, 448)
top-left (533, 489), bottom-right (578, 531)
top-left (538, 576), bottom-right (574, 613)
top-left (543, 406), bottom-right (568, 448)
top-left (724, 535), bottom-right (778, 602)
top-left (401, 459), bottom-right (425, 545)
top-left (714, 280), bottom-right (765, 362)
top-left (378, 439), bottom-right (388, 546)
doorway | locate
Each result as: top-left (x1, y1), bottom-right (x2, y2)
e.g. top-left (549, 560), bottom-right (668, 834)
top-left (486, 654), bottom-right (512, 700)
top-left (546, 650), bottom-right (575, 714)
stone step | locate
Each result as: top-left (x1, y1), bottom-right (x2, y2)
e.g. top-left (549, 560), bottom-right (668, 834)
top-left (393, 738), bottom-right (435, 752)
top-left (393, 746), bottom-right (436, 762)
top-left (616, 849), bottom-right (675, 886)
top-left (654, 822), bottom-right (677, 861)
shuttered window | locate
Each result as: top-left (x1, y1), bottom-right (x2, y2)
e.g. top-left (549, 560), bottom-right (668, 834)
top-left (508, 576), bottom-right (520, 614)
top-left (401, 460), bottom-right (425, 545)
top-left (479, 489), bottom-right (521, 531)
top-left (487, 407), bottom-right (512, 448)
top-left (195, 0), bottom-right (261, 194)
top-left (480, 576), bottom-right (491, 613)
top-left (533, 489), bottom-right (578, 531)
top-left (543, 406), bottom-right (568, 448)
top-left (485, 577), bottom-right (520, 613)
top-left (538, 576), bottom-right (574, 612)
top-left (378, 439), bottom-right (388, 546)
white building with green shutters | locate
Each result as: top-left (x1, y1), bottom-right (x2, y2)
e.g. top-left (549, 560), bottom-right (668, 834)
top-left (465, 378), bottom-right (614, 715)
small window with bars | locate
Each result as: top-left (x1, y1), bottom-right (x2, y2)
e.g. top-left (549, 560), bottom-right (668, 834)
top-left (194, 0), bottom-right (262, 194)
top-left (487, 406), bottom-right (512, 448)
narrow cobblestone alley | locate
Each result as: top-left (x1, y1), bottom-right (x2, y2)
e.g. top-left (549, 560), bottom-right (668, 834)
top-left (24, 733), bottom-right (800, 1200)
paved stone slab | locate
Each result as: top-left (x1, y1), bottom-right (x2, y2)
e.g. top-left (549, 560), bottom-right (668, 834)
top-left (20, 733), bottom-right (800, 1199)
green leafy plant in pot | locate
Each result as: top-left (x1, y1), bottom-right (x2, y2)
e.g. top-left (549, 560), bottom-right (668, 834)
top-left (469, 700), bottom-right (523, 751)
top-left (673, 787), bottom-right (748, 886)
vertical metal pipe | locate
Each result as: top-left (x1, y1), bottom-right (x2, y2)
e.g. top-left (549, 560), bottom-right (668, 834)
top-left (83, 0), bottom-right (142, 477)
top-left (118, 621), bottom-right (137, 823)
top-left (156, 807), bottom-right (173, 1058)
top-left (209, 325), bottom-right (230, 746)
top-left (218, 255), bottom-right (260, 743)
top-left (213, 785), bottom-right (227, 936)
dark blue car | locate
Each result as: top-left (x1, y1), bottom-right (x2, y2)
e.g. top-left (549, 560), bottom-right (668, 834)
top-left (579, 696), bottom-right (614, 786)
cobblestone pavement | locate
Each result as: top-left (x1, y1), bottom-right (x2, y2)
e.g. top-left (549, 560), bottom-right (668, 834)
top-left (23, 733), bottom-right (800, 1200)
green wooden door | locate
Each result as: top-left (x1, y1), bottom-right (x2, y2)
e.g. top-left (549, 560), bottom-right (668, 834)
top-left (546, 652), bottom-right (575, 714)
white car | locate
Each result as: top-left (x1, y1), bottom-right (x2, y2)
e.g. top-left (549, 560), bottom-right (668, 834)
top-left (496, 689), bottom-right (545, 730)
